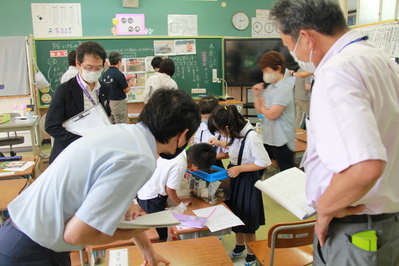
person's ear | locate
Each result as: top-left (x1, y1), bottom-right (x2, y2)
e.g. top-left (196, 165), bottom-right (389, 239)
top-left (177, 128), bottom-right (189, 146)
top-left (191, 164), bottom-right (200, 171)
top-left (300, 29), bottom-right (315, 51)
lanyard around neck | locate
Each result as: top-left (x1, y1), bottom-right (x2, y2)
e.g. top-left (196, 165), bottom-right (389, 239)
top-left (76, 74), bottom-right (98, 105)
top-left (338, 36), bottom-right (368, 53)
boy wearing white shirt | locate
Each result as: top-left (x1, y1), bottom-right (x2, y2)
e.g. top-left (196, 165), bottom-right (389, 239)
top-left (137, 143), bottom-right (216, 240)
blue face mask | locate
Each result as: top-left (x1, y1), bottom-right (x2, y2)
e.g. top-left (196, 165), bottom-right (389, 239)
top-left (202, 119), bottom-right (208, 126)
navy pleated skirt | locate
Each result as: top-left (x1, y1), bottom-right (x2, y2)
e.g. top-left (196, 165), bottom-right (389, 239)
top-left (226, 166), bottom-right (265, 234)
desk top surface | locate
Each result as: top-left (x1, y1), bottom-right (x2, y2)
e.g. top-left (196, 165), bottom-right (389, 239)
top-left (0, 117), bottom-right (39, 130)
top-left (171, 196), bottom-right (230, 235)
top-left (105, 236), bottom-right (233, 266)
top-left (295, 128), bottom-right (307, 143)
top-left (0, 156), bottom-right (38, 179)
top-left (0, 178), bottom-right (27, 211)
top-left (89, 228), bottom-right (159, 251)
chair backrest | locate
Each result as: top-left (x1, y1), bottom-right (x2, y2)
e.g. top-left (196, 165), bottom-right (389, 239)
top-left (268, 219), bottom-right (316, 265)
top-left (268, 219), bottom-right (315, 248)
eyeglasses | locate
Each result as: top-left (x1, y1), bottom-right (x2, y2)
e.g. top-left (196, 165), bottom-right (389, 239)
top-left (81, 65), bottom-right (103, 72)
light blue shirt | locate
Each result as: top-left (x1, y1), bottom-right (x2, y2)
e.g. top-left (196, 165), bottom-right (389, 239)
top-left (261, 77), bottom-right (295, 151)
top-left (9, 123), bottom-right (157, 252)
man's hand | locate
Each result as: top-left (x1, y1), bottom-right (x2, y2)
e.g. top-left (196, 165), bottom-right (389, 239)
top-left (140, 252), bottom-right (170, 266)
top-left (125, 203), bottom-right (146, 221)
top-left (315, 204), bottom-right (365, 247)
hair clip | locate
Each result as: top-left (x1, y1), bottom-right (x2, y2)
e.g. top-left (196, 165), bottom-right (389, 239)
top-left (224, 106), bottom-right (228, 110)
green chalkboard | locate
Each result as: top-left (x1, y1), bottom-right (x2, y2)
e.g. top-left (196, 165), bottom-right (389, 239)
top-left (33, 37), bottom-right (223, 108)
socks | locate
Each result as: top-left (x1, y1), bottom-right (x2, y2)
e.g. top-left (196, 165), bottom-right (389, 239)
top-left (246, 253), bottom-right (256, 262)
top-left (233, 244), bottom-right (246, 253)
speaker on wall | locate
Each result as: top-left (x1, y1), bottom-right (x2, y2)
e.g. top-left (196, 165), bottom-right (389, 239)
top-left (123, 0), bottom-right (139, 8)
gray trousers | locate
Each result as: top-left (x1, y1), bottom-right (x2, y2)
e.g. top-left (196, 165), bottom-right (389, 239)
top-left (314, 213), bottom-right (399, 266)
top-left (110, 99), bottom-right (127, 124)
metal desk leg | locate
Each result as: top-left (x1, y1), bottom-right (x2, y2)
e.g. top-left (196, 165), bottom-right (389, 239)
top-left (79, 249), bottom-right (85, 266)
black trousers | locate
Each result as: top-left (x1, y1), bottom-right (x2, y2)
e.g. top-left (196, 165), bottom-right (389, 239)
top-left (0, 219), bottom-right (71, 266)
top-left (137, 195), bottom-right (169, 240)
top-left (264, 143), bottom-right (295, 171)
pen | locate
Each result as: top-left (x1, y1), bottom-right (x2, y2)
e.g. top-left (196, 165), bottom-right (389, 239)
top-left (207, 207), bottom-right (217, 219)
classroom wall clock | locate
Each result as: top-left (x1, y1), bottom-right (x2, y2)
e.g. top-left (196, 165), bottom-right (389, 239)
top-left (232, 12), bottom-right (249, 31)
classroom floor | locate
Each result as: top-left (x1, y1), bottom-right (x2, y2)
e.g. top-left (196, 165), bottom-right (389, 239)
top-left (15, 144), bottom-right (312, 266)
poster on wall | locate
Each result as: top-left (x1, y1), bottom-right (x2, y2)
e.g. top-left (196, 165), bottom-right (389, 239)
top-left (168, 15), bottom-right (198, 36)
top-left (115, 14), bottom-right (146, 35)
top-left (175, 39), bottom-right (196, 55)
top-left (154, 40), bottom-right (176, 56)
top-left (252, 17), bottom-right (280, 38)
top-left (31, 3), bottom-right (82, 38)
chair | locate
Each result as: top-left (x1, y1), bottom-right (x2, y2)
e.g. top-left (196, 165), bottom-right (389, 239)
top-left (248, 219), bottom-right (316, 266)
top-left (0, 113), bottom-right (25, 156)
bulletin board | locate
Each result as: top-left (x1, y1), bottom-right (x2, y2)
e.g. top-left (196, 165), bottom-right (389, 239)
top-left (33, 37), bottom-right (223, 107)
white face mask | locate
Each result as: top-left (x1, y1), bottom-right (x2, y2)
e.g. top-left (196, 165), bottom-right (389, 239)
top-left (81, 69), bottom-right (102, 83)
top-left (289, 35), bottom-right (316, 73)
top-left (263, 72), bottom-right (279, 84)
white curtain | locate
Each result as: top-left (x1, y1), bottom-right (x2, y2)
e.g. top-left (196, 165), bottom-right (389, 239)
top-left (0, 37), bottom-right (29, 96)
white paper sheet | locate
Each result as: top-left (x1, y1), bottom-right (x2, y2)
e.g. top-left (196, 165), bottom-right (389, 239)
top-left (62, 104), bottom-right (111, 136)
top-left (193, 205), bottom-right (244, 232)
top-left (3, 161), bottom-right (35, 172)
top-left (108, 248), bottom-right (128, 266)
top-left (255, 167), bottom-right (316, 220)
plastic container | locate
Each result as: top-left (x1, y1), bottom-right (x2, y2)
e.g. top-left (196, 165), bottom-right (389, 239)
top-left (187, 165), bottom-right (230, 204)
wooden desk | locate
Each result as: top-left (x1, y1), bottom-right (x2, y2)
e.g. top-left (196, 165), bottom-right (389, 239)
top-left (0, 116), bottom-right (41, 156)
top-left (85, 228), bottom-right (159, 263)
top-left (295, 128), bottom-right (307, 143)
top-left (0, 178), bottom-right (28, 224)
top-left (88, 228), bottom-right (159, 252)
top-left (170, 196), bottom-right (232, 238)
top-left (105, 236), bottom-right (233, 266)
top-left (0, 156), bottom-right (39, 179)
top-left (294, 139), bottom-right (307, 153)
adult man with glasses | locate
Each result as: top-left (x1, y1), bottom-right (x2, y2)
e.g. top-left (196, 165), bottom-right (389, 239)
top-left (270, 0), bottom-right (399, 265)
top-left (45, 41), bottom-right (111, 163)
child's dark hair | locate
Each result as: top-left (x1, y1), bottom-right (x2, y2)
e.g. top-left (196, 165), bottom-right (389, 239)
top-left (208, 105), bottom-right (246, 146)
top-left (67, 50), bottom-right (76, 66)
top-left (109, 51), bottom-right (122, 65)
top-left (76, 41), bottom-right (107, 65)
top-left (138, 89), bottom-right (200, 144)
top-left (198, 96), bottom-right (219, 114)
top-left (159, 58), bottom-right (175, 77)
top-left (151, 57), bottom-right (163, 70)
top-left (187, 143), bottom-right (216, 170)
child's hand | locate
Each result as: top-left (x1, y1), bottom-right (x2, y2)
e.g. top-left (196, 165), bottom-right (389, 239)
top-left (208, 138), bottom-right (219, 146)
top-left (227, 166), bottom-right (241, 178)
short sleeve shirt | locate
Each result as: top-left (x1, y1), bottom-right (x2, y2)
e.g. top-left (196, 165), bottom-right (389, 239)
top-left (9, 123), bottom-right (157, 252)
top-left (103, 67), bottom-right (128, 100)
top-left (137, 150), bottom-right (187, 199)
top-left (304, 30), bottom-right (399, 214)
top-left (261, 78), bottom-right (296, 151)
